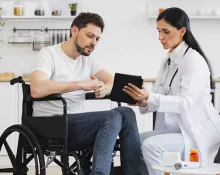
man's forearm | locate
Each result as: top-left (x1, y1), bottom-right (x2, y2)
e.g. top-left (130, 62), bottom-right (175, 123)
top-left (30, 80), bottom-right (82, 98)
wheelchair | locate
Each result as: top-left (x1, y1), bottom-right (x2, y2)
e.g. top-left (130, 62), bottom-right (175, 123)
top-left (0, 76), bottom-right (121, 175)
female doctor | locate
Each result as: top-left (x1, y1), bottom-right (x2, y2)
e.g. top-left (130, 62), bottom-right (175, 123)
top-left (123, 7), bottom-right (220, 175)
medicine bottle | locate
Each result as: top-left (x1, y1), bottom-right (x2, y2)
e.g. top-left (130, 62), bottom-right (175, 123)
top-left (190, 149), bottom-right (199, 162)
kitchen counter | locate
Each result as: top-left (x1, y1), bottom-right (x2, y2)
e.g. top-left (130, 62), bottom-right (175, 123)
top-left (1, 76), bottom-right (220, 83)
top-left (0, 77), bottom-right (155, 82)
top-left (0, 73), bottom-right (30, 82)
top-left (0, 73), bottom-right (15, 82)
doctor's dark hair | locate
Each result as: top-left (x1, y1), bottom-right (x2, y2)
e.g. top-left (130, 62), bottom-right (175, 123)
top-left (157, 7), bottom-right (214, 89)
top-left (69, 12), bottom-right (105, 37)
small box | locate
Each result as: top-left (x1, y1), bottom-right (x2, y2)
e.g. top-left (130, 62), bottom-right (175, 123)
top-left (162, 152), bottom-right (181, 167)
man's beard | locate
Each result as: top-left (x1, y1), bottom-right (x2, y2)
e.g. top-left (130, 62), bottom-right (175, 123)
top-left (74, 36), bottom-right (94, 56)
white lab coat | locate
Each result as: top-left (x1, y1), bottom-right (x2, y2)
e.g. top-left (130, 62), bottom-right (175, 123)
top-left (140, 41), bottom-right (220, 165)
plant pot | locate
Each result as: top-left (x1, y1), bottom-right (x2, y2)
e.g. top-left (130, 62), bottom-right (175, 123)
top-left (70, 10), bottom-right (76, 16)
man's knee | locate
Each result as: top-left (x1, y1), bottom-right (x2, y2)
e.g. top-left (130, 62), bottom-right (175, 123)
top-left (113, 106), bottom-right (136, 121)
top-left (112, 107), bottom-right (139, 134)
top-left (104, 110), bottom-right (122, 129)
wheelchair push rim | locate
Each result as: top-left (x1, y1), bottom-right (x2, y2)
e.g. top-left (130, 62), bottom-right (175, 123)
top-left (0, 124), bottom-right (46, 175)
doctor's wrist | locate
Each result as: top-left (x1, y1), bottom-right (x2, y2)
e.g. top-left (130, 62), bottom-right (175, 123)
top-left (143, 102), bottom-right (147, 107)
top-left (139, 100), bottom-right (147, 107)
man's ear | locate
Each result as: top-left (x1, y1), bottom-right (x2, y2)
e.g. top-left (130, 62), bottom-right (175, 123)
top-left (70, 26), bottom-right (78, 38)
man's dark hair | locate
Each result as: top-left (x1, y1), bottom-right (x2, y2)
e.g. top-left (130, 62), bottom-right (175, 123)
top-left (69, 12), bottom-right (105, 37)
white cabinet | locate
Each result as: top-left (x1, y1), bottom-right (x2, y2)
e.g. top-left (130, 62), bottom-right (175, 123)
top-left (0, 82), bottom-right (19, 155)
top-left (84, 99), bottom-right (112, 112)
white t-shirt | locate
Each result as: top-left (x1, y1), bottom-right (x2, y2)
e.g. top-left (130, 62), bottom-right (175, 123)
top-left (33, 43), bottom-right (103, 116)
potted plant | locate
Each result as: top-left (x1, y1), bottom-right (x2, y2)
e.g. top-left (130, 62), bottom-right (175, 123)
top-left (69, 3), bottom-right (77, 16)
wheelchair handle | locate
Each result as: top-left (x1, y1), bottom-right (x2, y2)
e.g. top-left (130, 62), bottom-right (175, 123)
top-left (10, 76), bottom-right (25, 85)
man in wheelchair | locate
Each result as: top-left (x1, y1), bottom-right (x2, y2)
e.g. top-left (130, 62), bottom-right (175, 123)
top-left (30, 12), bottom-right (143, 175)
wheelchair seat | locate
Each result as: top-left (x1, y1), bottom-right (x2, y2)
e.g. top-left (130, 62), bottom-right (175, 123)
top-left (0, 76), bottom-right (121, 175)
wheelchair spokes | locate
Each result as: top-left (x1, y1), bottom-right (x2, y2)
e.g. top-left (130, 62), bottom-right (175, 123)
top-left (0, 125), bottom-right (45, 175)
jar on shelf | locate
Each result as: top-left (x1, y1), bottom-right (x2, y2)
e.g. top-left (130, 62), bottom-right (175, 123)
top-left (14, 1), bottom-right (24, 16)
top-left (52, 9), bottom-right (62, 16)
top-left (158, 8), bottom-right (165, 14)
top-left (34, 4), bottom-right (44, 16)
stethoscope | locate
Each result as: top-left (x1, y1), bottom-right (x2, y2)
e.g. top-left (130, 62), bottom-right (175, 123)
top-left (160, 46), bottom-right (190, 95)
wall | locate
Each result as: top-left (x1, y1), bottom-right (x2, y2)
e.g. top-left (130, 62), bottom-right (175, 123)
top-left (0, 0), bottom-right (220, 131)
top-left (78, 0), bottom-right (220, 79)
top-left (0, 0), bottom-right (220, 77)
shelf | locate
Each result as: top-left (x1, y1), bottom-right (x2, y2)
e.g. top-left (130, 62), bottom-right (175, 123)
top-left (1, 16), bottom-right (75, 20)
top-left (147, 0), bottom-right (220, 20)
top-left (8, 42), bottom-right (32, 44)
top-left (149, 15), bottom-right (220, 19)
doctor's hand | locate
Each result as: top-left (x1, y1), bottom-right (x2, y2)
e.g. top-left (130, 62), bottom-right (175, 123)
top-left (123, 83), bottom-right (149, 107)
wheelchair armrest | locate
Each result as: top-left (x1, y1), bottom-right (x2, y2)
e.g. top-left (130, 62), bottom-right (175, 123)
top-left (85, 92), bottom-right (110, 100)
top-left (25, 94), bottom-right (67, 116)
top-left (26, 93), bottom-right (63, 101)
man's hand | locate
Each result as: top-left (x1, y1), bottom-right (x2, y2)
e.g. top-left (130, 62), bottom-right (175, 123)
top-left (123, 83), bottom-right (149, 107)
top-left (85, 76), bottom-right (107, 98)
top-left (94, 80), bottom-right (106, 98)
top-left (79, 76), bottom-right (100, 91)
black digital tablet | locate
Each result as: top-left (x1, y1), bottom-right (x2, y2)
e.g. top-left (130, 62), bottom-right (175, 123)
top-left (110, 73), bottom-right (143, 104)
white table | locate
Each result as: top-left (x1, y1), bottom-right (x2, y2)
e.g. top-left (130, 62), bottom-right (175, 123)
top-left (152, 164), bottom-right (220, 175)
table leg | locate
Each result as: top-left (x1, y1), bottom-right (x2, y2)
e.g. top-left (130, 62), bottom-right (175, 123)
top-left (164, 173), bottom-right (170, 175)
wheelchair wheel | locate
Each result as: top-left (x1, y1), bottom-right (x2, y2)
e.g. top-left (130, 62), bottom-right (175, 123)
top-left (0, 125), bottom-right (46, 175)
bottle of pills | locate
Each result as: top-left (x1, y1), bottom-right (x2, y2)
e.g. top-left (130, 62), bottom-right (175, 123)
top-left (190, 149), bottom-right (199, 162)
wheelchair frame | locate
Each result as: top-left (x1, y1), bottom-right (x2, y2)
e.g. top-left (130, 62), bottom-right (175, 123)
top-left (0, 76), bottom-right (121, 175)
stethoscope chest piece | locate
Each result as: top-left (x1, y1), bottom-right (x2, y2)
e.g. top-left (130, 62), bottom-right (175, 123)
top-left (165, 87), bottom-right (171, 95)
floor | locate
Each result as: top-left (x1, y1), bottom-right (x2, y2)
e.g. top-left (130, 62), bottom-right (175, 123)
top-left (0, 166), bottom-right (63, 175)
top-left (0, 155), bottom-right (120, 174)
top-left (32, 166), bottom-right (63, 175)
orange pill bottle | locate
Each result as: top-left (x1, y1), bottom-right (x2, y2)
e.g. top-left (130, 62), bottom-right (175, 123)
top-left (190, 149), bottom-right (199, 162)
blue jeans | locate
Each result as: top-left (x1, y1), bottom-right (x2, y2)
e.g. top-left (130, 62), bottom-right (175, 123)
top-left (67, 106), bottom-right (142, 175)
